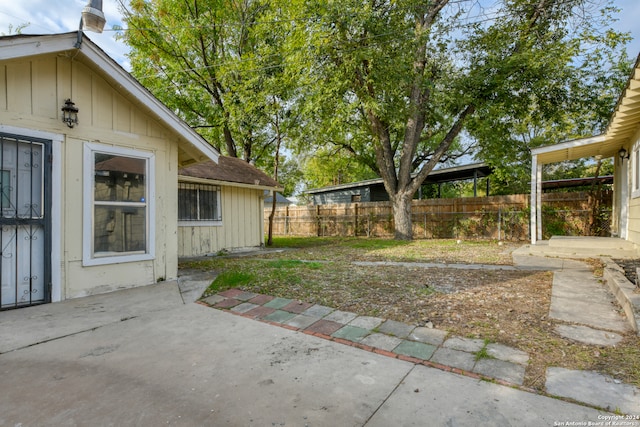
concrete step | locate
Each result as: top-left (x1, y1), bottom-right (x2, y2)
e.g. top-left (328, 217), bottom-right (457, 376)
top-left (549, 236), bottom-right (636, 250)
top-left (518, 237), bottom-right (637, 259)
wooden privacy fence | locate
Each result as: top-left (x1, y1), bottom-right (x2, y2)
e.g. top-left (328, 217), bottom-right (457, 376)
top-left (264, 192), bottom-right (612, 241)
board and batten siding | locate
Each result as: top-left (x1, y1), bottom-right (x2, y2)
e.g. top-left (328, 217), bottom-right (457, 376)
top-left (0, 53), bottom-right (180, 299)
top-left (178, 185), bottom-right (265, 257)
top-left (625, 126), bottom-right (640, 248)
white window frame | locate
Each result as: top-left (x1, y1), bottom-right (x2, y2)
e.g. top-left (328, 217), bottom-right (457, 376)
top-left (83, 143), bottom-right (155, 266)
top-left (632, 140), bottom-right (640, 199)
top-left (177, 182), bottom-right (223, 227)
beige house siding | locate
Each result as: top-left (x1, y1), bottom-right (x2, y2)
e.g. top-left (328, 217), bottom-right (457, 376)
top-left (178, 185), bottom-right (265, 257)
top-left (0, 52), bottom-right (180, 299)
top-left (625, 127), bottom-right (640, 248)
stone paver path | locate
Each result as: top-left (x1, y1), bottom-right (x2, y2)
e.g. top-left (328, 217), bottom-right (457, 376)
top-left (511, 254), bottom-right (638, 414)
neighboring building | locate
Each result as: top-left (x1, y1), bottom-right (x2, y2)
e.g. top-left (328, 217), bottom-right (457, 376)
top-left (306, 163), bottom-right (492, 205)
top-left (530, 54), bottom-right (640, 247)
top-left (0, 32), bottom-right (221, 308)
top-left (264, 192), bottom-right (293, 208)
top-left (177, 157), bottom-right (281, 257)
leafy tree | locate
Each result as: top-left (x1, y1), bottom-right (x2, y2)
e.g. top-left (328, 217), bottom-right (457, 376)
top-left (1, 23), bottom-right (29, 36)
top-left (290, 0), bottom-right (631, 239)
top-left (300, 149), bottom-right (379, 190)
top-left (460, 1), bottom-right (630, 195)
top-left (262, 155), bottom-right (303, 197)
top-left (116, 0), bottom-right (289, 164)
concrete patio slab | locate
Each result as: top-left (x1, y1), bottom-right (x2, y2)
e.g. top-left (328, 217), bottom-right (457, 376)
top-left (0, 281), bottom-right (183, 354)
top-left (0, 282), bottom-right (623, 426)
top-left (176, 269), bottom-right (215, 303)
top-left (555, 324), bottom-right (624, 346)
top-left (550, 270), bottom-right (630, 332)
top-left (0, 304), bottom-right (414, 426)
top-left (546, 367), bottom-right (640, 414)
top-left (366, 365), bottom-right (608, 427)
top-left (510, 253), bottom-right (568, 271)
top-left (473, 358), bottom-right (526, 385)
top-left (486, 343), bottom-right (530, 365)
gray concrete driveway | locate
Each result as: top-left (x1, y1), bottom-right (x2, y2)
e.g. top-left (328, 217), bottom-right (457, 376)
top-left (0, 282), bottom-right (608, 426)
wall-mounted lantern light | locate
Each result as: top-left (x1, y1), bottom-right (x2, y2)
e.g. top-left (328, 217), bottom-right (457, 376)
top-left (618, 147), bottom-right (630, 163)
top-left (61, 99), bottom-right (79, 128)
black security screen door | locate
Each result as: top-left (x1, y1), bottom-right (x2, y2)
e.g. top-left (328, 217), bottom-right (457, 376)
top-left (0, 133), bottom-right (52, 310)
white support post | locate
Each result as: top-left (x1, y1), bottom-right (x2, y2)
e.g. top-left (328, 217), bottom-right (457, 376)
top-left (530, 155), bottom-right (543, 244)
top-left (536, 162), bottom-right (543, 242)
top-left (530, 155), bottom-right (537, 244)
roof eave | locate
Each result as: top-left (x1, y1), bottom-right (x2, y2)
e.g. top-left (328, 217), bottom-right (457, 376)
top-left (0, 33), bottom-right (219, 165)
top-left (78, 37), bottom-right (219, 165)
top-left (178, 175), bottom-right (283, 192)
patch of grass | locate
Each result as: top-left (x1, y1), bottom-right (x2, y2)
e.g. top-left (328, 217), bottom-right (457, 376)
top-left (475, 340), bottom-right (495, 361)
top-left (207, 271), bottom-right (255, 293)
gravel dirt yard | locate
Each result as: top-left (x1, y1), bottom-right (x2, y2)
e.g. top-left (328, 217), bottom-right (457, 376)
top-left (182, 237), bottom-right (640, 391)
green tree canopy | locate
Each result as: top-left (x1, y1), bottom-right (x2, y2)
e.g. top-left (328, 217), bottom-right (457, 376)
top-left (117, 0), bottom-right (633, 239)
top-left (287, 0), bottom-right (631, 238)
top-left (117, 0), bottom-right (295, 165)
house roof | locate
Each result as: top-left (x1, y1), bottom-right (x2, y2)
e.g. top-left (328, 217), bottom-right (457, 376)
top-left (306, 163), bottom-right (492, 194)
top-left (532, 53), bottom-right (640, 164)
top-left (0, 32), bottom-right (219, 167)
top-left (178, 156), bottom-right (281, 191)
top-left (264, 192), bottom-right (292, 204)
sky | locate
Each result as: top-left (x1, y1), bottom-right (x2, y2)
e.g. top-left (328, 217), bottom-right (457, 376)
top-left (0, 0), bottom-right (639, 71)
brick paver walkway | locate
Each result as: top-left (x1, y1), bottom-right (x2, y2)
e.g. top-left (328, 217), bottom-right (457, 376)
top-left (200, 289), bottom-right (531, 388)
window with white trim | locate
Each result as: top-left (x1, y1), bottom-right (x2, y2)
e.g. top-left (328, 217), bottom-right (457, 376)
top-left (83, 143), bottom-right (155, 266)
top-left (178, 182), bottom-right (222, 224)
top-left (633, 142), bottom-right (640, 199)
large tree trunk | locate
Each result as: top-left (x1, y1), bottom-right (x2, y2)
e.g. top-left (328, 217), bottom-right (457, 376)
top-left (391, 192), bottom-right (413, 240)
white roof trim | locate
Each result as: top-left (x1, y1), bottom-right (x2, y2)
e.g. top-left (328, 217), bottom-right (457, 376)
top-left (531, 134), bottom-right (606, 156)
top-left (178, 175), bottom-right (283, 192)
top-left (0, 33), bottom-right (219, 164)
